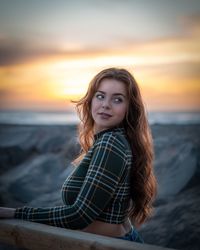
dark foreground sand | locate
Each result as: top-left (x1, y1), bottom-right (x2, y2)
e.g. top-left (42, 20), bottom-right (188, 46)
top-left (0, 124), bottom-right (200, 250)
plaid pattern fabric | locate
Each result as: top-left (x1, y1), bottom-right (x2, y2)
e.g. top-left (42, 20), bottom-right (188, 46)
top-left (15, 127), bottom-right (132, 230)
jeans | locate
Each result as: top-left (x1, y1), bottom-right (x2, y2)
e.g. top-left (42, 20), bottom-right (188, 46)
top-left (115, 226), bottom-right (144, 243)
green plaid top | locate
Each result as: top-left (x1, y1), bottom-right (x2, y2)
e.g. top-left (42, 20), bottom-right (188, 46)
top-left (15, 127), bottom-right (133, 230)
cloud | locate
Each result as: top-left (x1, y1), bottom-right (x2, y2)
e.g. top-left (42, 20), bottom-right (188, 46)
top-left (0, 11), bottom-right (199, 67)
top-left (0, 36), bottom-right (113, 66)
top-left (178, 13), bottom-right (200, 35)
top-left (0, 88), bottom-right (11, 98)
top-left (0, 38), bottom-right (58, 66)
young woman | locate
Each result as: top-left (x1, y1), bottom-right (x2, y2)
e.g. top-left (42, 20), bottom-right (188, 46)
top-left (0, 68), bottom-right (157, 243)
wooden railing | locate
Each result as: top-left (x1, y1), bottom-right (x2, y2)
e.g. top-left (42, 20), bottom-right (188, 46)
top-left (0, 219), bottom-right (175, 250)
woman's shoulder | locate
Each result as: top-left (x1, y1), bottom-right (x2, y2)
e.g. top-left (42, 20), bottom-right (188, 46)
top-left (95, 127), bottom-right (130, 151)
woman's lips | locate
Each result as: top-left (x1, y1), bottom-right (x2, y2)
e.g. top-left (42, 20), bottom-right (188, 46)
top-left (98, 112), bottom-right (112, 119)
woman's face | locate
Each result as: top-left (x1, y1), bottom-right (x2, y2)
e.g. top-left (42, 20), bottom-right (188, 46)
top-left (91, 78), bottom-right (128, 133)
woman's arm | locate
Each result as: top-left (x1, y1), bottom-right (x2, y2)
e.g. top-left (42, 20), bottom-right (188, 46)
top-left (0, 207), bottom-right (16, 218)
top-left (14, 133), bottom-right (127, 229)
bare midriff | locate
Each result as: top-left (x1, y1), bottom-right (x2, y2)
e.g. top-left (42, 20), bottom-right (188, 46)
top-left (81, 219), bottom-right (132, 237)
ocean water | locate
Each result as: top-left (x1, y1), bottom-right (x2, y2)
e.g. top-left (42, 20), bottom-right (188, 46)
top-left (148, 111), bottom-right (200, 125)
top-left (0, 110), bottom-right (199, 125)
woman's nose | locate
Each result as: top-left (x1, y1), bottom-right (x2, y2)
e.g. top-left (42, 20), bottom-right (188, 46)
top-left (102, 99), bottom-right (111, 109)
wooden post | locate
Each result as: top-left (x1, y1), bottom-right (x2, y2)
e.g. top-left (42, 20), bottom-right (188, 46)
top-left (0, 219), bottom-right (176, 250)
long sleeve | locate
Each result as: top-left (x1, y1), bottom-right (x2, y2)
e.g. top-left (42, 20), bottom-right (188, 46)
top-left (15, 132), bottom-right (128, 229)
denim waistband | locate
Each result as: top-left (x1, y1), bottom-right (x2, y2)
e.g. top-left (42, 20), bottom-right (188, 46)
top-left (115, 226), bottom-right (144, 243)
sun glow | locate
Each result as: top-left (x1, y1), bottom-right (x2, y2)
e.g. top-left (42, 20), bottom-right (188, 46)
top-left (1, 0), bottom-right (200, 112)
top-left (1, 34), bottom-right (200, 111)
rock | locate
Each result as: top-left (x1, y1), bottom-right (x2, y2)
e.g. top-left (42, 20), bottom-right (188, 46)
top-left (0, 146), bottom-right (32, 174)
top-left (140, 184), bottom-right (200, 250)
top-left (154, 140), bottom-right (197, 198)
top-left (139, 124), bottom-right (200, 250)
top-left (0, 153), bottom-right (72, 206)
top-left (0, 125), bottom-right (78, 175)
top-left (0, 124), bottom-right (200, 250)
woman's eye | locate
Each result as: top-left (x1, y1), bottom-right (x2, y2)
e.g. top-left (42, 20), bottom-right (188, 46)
top-left (96, 94), bottom-right (104, 100)
top-left (113, 97), bottom-right (123, 103)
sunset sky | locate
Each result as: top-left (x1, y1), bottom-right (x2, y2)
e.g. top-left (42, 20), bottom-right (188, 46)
top-left (0, 0), bottom-right (200, 112)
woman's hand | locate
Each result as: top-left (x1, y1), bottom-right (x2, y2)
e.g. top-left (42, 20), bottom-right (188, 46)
top-left (0, 207), bottom-right (16, 219)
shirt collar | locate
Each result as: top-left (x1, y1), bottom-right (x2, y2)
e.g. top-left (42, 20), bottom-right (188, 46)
top-left (94, 126), bottom-right (125, 140)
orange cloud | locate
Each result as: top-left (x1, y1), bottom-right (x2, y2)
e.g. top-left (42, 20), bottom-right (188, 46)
top-left (0, 12), bottom-right (200, 112)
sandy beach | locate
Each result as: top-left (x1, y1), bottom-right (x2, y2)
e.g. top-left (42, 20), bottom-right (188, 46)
top-left (0, 123), bottom-right (200, 250)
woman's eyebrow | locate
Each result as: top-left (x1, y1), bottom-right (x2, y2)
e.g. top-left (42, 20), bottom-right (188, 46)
top-left (96, 90), bottom-right (126, 97)
top-left (113, 93), bottom-right (126, 97)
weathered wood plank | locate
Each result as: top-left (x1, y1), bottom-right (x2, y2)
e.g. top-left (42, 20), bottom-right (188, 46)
top-left (0, 219), bottom-right (176, 250)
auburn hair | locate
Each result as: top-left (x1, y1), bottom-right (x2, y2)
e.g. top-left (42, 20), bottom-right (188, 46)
top-left (74, 67), bottom-right (157, 227)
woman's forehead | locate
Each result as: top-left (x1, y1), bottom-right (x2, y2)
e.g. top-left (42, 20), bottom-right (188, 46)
top-left (96, 78), bottom-right (127, 94)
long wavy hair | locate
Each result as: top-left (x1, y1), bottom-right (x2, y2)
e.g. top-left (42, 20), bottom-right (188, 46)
top-left (74, 67), bottom-right (157, 227)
